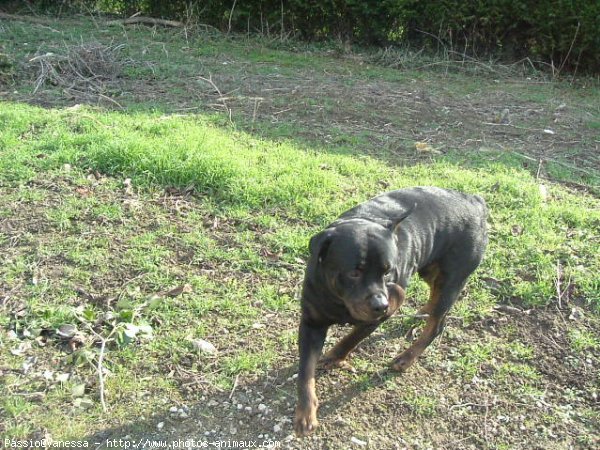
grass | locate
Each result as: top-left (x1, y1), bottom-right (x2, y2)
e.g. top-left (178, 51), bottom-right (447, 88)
top-left (2, 102), bottom-right (598, 308)
top-left (1, 14), bottom-right (599, 448)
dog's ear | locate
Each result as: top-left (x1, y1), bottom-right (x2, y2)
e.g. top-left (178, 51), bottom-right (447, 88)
top-left (388, 202), bottom-right (417, 233)
top-left (309, 228), bottom-right (336, 263)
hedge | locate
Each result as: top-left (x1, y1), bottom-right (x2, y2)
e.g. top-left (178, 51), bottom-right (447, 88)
top-left (19, 0), bottom-right (600, 73)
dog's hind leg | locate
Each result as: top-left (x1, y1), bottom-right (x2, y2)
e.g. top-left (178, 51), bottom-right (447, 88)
top-left (391, 270), bottom-right (467, 373)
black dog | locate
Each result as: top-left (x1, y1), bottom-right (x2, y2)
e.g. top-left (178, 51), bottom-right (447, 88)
top-left (294, 187), bottom-right (488, 436)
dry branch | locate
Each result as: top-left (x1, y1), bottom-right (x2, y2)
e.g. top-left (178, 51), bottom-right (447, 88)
top-left (108, 16), bottom-right (184, 28)
top-left (29, 42), bottom-right (129, 106)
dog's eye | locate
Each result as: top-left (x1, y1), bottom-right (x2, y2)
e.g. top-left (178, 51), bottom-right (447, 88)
top-left (384, 269), bottom-right (393, 279)
top-left (348, 269), bottom-right (363, 279)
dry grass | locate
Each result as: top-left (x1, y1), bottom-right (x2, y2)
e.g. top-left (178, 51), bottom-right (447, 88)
top-left (29, 41), bottom-right (129, 104)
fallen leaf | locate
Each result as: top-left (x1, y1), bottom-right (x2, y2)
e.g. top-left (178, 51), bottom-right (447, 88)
top-left (56, 372), bottom-right (70, 383)
top-left (482, 277), bottom-right (503, 293)
top-left (415, 141), bottom-right (434, 152)
top-left (75, 187), bottom-right (91, 197)
top-left (494, 305), bottom-right (523, 314)
top-left (124, 178), bottom-right (133, 195)
top-left (11, 341), bottom-right (32, 356)
top-left (190, 338), bottom-right (217, 355)
top-left (165, 284), bottom-right (192, 297)
top-left (511, 225), bottom-right (524, 236)
top-left (71, 383), bottom-right (86, 397)
top-left (43, 370), bottom-right (54, 381)
top-left (74, 397), bottom-right (94, 409)
top-left (56, 324), bottom-right (77, 339)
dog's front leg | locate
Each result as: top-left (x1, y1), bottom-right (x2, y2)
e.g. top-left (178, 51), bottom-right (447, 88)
top-left (294, 320), bottom-right (328, 437)
top-left (319, 323), bottom-right (379, 371)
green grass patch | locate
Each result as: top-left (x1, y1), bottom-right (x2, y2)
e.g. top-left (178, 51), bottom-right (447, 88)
top-left (568, 328), bottom-right (600, 353)
top-left (2, 102), bottom-right (599, 311)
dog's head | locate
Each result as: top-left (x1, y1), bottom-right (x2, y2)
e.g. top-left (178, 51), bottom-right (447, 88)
top-left (309, 209), bottom-right (413, 322)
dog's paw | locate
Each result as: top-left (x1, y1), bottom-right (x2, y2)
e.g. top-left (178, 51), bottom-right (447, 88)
top-left (293, 406), bottom-right (318, 437)
top-left (319, 356), bottom-right (356, 372)
top-left (391, 354), bottom-right (416, 373)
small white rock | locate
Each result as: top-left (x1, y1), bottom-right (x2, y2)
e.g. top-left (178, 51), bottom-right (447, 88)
top-left (569, 307), bottom-right (584, 321)
top-left (273, 424), bottom-right (281, 433)
top-left (351, 436), bottom-right (367, 446)
top-left (169, 406), bottom-right (179, 413)
top-left (258, 403), bottom-right (267, 412)
top-left (56, 372), bottom-right (70, 383)
top-left (6, 330), bottom-right (18, 340)
top-left (157, 422), bottom-right (164, 430)
top-left (237, 403), bottom-right (243, 410)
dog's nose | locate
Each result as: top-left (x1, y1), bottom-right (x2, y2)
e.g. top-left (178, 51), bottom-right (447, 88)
top-left (370, 293), bottom-right (389, 315)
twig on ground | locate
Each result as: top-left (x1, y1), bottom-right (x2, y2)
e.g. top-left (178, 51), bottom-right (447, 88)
top-left (556, 261), bottom-right (563, 309)
top-left (81, 322), bottom-right (117, 413)
top-left (536, 159), bottom-right (544, 179)
top-left (107, 16), bottom-right (184, 28)
top-left (198, 75), bottom-right (234, 125)
top-left (229, 374), bottom-right (239, 399)
top-left (510, 150), bottom-right (597, 178)
top-left (251, 97), bottom-right (261, 129)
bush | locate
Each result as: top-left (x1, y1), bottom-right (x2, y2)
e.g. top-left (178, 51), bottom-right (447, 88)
top-left (402, 0), bottom-right (600, 72)
top-left (19, 0), bottom-right (600, 73)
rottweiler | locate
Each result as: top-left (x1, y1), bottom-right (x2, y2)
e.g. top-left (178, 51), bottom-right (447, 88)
top-left (294, 187), bottom-right (488, 436)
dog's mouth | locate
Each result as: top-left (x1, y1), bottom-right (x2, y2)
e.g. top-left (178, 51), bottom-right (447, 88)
top-left (345, 299), bottom-right (390, 322)
top-left (344, 283), bottom-right (406, 322)
top-left (346, 306), bottom-right (383, 323)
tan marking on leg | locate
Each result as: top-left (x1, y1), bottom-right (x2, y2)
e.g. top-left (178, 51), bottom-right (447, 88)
top-left (393, 270), bottom-right (445, 372)
top-left (294, 378), bottom-right (319, 436)
top-left (417, 263), bottom-right (440, 315)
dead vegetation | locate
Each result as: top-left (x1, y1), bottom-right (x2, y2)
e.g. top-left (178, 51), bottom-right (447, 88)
top-left (29, 41), bottom-right (129, 105)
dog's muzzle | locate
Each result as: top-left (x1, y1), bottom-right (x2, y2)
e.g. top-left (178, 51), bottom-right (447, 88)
top-left (369, 293), bottom-right (389, 316)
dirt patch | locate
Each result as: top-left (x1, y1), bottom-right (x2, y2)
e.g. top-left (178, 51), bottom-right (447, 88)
top-left (81, 301), bottom-right (600, 449)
